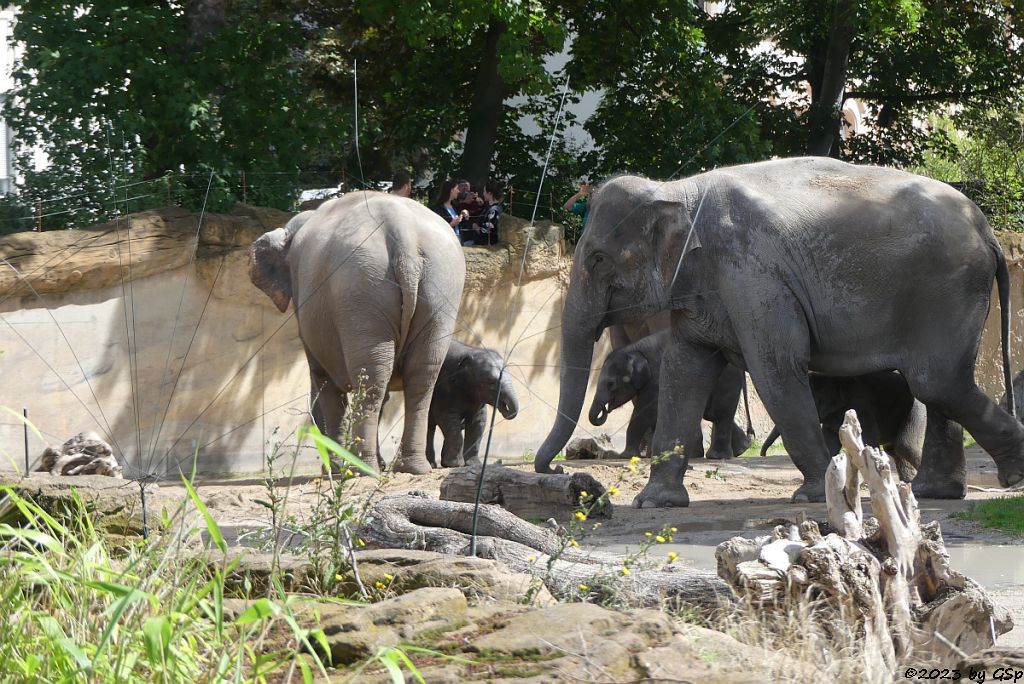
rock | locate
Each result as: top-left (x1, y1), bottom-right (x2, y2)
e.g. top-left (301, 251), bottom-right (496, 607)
top-left (316, 587), bottom-right (468, 664)
top-left (222, 549), bottom-right (318, 594)
top-left (564, 436), bottom-right (618, 460)
top-left (0, 473), bottom-right (185, 543)
top-left (38, 431), bottom-right (122, 477)
top-left (351, 548), bottom-right (555, 606)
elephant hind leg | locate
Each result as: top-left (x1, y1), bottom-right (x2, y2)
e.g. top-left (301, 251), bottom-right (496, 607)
top-left (308, 361), bottom-right (348, 473)
top-left (342, 341), bottom-right (395, 473)
top-left (703, 365), bottom-right (746, 460)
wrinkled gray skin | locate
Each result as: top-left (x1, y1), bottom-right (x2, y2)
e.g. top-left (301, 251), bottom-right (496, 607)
top-left (760, 371), bottom-right (927, 484)
top-left (1002, 370), bottom-right (1024, 420)
top-left (249, 192), bottom-right (466, 474)
top-left (589, 331), bottom-right (750, 459)
top-left (427, 340), bottom-right (520, 468)
top-left (535, 157), bottom-right (1022, 507)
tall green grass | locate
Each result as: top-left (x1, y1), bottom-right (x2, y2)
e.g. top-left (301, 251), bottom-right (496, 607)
top-left (0, 483), bottom-right (330, 682)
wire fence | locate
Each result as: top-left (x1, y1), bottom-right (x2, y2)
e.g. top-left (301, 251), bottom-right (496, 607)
top-left (0, 169), bottom-right (586, 239)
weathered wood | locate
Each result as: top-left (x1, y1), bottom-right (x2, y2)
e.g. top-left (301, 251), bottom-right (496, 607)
top-left (439, 463), bottom-right (612, 519)
top-left (359, 492), bottom-right (731, 612)
top-left (716, 409), bottom-right (1013, 674)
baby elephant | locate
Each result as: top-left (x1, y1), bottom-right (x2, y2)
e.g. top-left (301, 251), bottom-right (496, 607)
top-left (588, 332), bottom-right (751, 459)
top-left (760, 371), bottom-right (924, 481)
top-left (427, 340), bottom-right (520, 468)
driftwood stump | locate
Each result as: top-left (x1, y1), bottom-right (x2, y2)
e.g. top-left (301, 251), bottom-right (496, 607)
top-left (716, 410), bottom-right (1012, 673)
top-left (439, 463), bottom-right (612, 519)
top-left (38, 432), bottom-right (122, 478)
top-left (359, 492), bottom-right (731, 612)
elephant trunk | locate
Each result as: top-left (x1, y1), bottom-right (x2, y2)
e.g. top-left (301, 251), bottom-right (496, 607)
top-left (535, 289), bottom-right (601, 474)
top-left (589, 396), bottom-right (609, 426)
top-left (497, 371), bottom-right (519, 419)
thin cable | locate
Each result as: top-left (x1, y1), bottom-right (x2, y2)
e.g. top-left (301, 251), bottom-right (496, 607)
top-left (144, 171), bottom-right (215, 464)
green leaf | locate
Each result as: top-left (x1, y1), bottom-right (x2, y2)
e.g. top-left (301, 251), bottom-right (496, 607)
top-left (234, 598), bottom-right (279, 625)
top-left (182, 476), bottom-right (226, 553)
top-left (296, 425), bottom-right (377, 477)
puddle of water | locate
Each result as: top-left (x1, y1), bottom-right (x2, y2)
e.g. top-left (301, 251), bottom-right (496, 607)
top-left (598, 540), bottom-right (1024, 592)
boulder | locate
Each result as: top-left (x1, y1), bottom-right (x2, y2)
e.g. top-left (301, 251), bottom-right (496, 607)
top-left (564, 436), bottom-right (619, 460)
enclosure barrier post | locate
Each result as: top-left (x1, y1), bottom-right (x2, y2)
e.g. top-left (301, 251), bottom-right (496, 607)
top-left (22, 407), bottom-right (28, 475)
top-left (35, 200), bottom-right (41, 232)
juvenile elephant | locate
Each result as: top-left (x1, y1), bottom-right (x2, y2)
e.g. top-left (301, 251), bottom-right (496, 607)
top-left (427, 340), bottom-right (520, 468)
top-left (759, 371), bottom-right (927, 483)
top-left (589, 331), bottom-right (751, 459)
top-left (249, 192), bottom-right (465, 474)
top-left (535, 157), bottom-right (1023, 507)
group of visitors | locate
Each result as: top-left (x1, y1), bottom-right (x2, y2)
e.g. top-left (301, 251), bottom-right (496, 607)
top-left (388, 170), bottom-right (504, 246)
top-left (430, 178), bottom-right (504, 247)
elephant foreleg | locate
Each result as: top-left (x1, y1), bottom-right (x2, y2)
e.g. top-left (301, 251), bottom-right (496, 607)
top-left (704, 365), bottom-right (747, 460)
top-left (911, 406), bottom-right (966, 499)
top-left (438, 412), bottom-right (465, 468)
top-left (624, 391), bottom-right (657, 459)
top-left (633, 337), bottom-right (724, 509)
top-left (426, 417), bottom-right (438, 468)
top-left (462, 407), bottom-right (488, 466)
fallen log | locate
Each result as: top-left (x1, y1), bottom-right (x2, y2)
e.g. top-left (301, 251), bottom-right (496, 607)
top-left (439, 463), bottom-right (612, 520)
top-left (359, 491), bottom-right (731, 613)
top-left (716, 410), bottom-right (1012, 674)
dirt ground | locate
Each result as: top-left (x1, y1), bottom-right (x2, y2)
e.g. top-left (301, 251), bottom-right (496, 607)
top-left (173, 444), bottom-right (1024, 647)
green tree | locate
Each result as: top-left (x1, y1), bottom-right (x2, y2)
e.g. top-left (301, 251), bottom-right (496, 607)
top-left (705, 0), bottom-right (1024, 165)
top-left (5, 0), bottom-right (341, 222)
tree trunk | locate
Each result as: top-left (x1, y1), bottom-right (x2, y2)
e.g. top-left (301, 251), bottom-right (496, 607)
top-left (359, 492), bottom-right (733, 613)
top-left (717, 410), bottom-right (1013, 676)
top-left (439, 463), bottom-right (612, 520)
top-left (807, 0), bottom-right (856, 157)
top-left (458, 19), bottom-right (506, 189)
top-left (185, 0), bottom-right (233, 52)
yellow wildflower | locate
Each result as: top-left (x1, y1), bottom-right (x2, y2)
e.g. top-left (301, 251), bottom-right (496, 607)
top-left (620, 567), bottom-right (631, 576)
top-left (568, 538), bottom-right (579, 548)
top-left (345, 469), bottom-right (354, 478)
top-left (578, 584), bottom-right (589, 591)
top-left (527, 555), bottom-right (537, 563)
top-left (356, 538), bottom-right (366, 547)
top-left (580, 490), bottom-right (589, 498)
top-left (667, 551), bottom-right (679, 562)
top-left (627, 464), bottom-right (638, 474)
top-left (334, 574), bottom-right (344, 582)
top-left (383, 573), bottom-right (394, 581)
top-left (645, 532), bottom-right (652, 538)
top-left (575, 511), bottom-right (587, 522)
top-left (374, 581), bottom-right (385, 589)
top-left (607, 485), bottom-right (619, 496)
top-left (629, 456), bottom-right (641, 465)
top-left (656, 535), bottom-right (666, 543)
top-left (670, 527), bottom-right (678, 533)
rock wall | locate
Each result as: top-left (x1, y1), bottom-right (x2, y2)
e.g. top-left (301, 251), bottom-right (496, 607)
top-left (0, 204), bottom-right (1020, 478)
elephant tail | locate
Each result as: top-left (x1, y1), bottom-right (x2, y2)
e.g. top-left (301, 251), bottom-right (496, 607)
top-left (997, 246), bottom-right (1015, 418)
top-left (742, 376), bottom-right (755, 439)
top-left (760, 426), bottom-right (780, 457)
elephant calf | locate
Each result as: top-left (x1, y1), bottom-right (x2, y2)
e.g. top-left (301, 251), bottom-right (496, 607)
top-left (589, 332), bottom-right (751, 460)
top-left (760, 371), bottom-right (925, 482)
top-left (427, 340), bottom-right (519, 468)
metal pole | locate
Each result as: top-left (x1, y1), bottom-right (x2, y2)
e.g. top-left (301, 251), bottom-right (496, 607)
top-left (22, 407), bottom-right (28, 475)
top-left (35, 200), bottom-right (41, 232)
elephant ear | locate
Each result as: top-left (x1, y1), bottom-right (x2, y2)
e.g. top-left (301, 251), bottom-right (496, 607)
top-left (626, 352), bottom-right (653, 391)
top-left (248, 226), bottom-right (294, 313)
top-left (649, 189), bottom-right (701, 298)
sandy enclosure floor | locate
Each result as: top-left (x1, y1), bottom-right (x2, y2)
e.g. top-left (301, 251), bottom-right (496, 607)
top-left (170, 444), bottom-right (1024, 646)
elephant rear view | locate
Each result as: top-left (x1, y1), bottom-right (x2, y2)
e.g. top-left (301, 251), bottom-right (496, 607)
top-left (249, 192), bottom-right (466, 473)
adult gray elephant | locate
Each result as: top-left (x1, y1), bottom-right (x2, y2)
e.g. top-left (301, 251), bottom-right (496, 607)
top-left (534, 157), bottom-right (1023, 507)
top-left (427, 340), bottom-right (519, 468)
top-left (249, 192), bottom-right (465, 474)
top-left (589, 330), bottom-right (750, 460)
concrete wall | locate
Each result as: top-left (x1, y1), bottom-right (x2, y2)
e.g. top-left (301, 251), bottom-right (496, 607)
top-left (1, 205), bottom-right (1021, 479)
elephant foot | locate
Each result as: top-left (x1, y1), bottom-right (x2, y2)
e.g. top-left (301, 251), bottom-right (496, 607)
top-left (631, 480), bottom-right (690, 509)
top-left (911, 475), bottom-right (966, 499)
top-left (393, 454), bottom-right (432, 475)
top-left (705, 448), bottom-right (734, 461)
top-left (791, 479), bottom-right (826, 503)
top-left (440, 458), bottom-right (465, 468)
top-left (534, 463), bottom-right (565, 475)
top-left (731, 431), bottom-right (753, 457)
top-left (996, 458), bottom-right (1024, 488)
